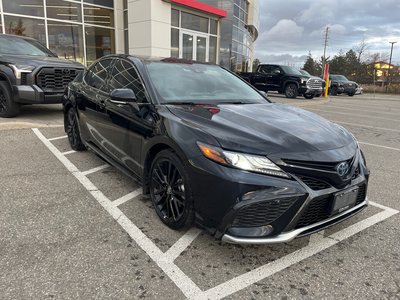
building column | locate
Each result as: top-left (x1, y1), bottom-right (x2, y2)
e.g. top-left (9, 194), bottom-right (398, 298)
top-left (114, 0), bottom-right (125, 54)
top-left (127, 0), bottom-right (171, 57)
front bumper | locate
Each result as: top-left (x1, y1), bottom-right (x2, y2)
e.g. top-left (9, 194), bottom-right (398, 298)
top-left (299, 86), bottom-right (323, 96)
top-left (188, 149), bottom-right (369, 244)
top-left (13, 84), bottom-right (63, 104)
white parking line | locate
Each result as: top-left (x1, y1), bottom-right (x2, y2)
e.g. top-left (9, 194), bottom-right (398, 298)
top-left (203, 201), bottom-right (398, 300)
top-left (315, 104), bottom-right (400, 116)
top-left (32, 127), bottom-right (399, 300)
top-left (81, 164), bottom-right (110, 176)
top-left (48, 135), bottom-right (68, 141)
top-left (61, 150), bottom-right (76, 155)
top-left (359, 142), bottom-right (400, 152)
top-left (332, 121), bottom-right (400, 133)
top-left (112, 188), bottom-right (143, 207)
top-left (309, 108), bottom-right (400, 122)
top-left (164, 227), bottom-right (203, 262)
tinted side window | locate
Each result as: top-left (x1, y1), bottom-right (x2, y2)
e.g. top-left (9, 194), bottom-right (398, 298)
top-left (86, 59), bottom-right (113, 91)
top-left (109, 59), bottom-right (147, 102)
top-left (259, 65), bottom-right (272, 74)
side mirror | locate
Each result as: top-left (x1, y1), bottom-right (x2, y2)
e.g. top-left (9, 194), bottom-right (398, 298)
top-left (110, 88), bottom-right (137, 103)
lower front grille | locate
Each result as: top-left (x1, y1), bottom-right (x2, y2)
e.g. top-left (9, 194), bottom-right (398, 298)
top-left (355, 184), bottom-right (366, 205)
top-left (295, 196), bottom-right (331, 229)
top-left (232, 197), bottom-right (298, 227)
top-left (307, 79), bottom-right (323, 89)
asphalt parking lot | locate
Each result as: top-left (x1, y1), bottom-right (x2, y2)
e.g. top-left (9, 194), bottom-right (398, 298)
top-left (1, 93), bottom-right (399, 299)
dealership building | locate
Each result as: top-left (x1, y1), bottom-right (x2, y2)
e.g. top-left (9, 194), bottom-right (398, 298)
top-left (0, 0), bottom-right (259, 71)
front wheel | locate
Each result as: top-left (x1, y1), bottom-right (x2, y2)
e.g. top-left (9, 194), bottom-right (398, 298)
top-left (150, 150), bottom-right (194, 230)
top-left (348, 93), bottom-right (355, 97)
top-left (330, 87), bottom-right (338, 96)
top-left (304, 94), bottom-right (314, 99)
top-left (0, 81), bottom-right (20, 118)
top-left (66, 108), bottom-right (86, 151)
top-left (284, 83), bottom-right (298, 98)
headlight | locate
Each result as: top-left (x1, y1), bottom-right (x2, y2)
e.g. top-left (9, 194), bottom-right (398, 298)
top-left (9, 64), bottom-right (35, 79)
top-left (300, 77), bottom-right (308, 84)
top-left (197, 142), bottom-right (290, 178)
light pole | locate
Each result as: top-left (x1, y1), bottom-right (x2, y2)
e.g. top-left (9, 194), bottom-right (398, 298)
top-left (386, 41), bottom-right (397, 92)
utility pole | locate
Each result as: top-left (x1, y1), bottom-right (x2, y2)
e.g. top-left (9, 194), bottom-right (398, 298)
top-left (322, 27), bottom-right (329, 77)
top-left (386, 41), bottom-right (397, 92)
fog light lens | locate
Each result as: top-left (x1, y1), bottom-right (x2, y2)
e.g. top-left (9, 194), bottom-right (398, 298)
top-left (228, 225), bottom-right (274, 237)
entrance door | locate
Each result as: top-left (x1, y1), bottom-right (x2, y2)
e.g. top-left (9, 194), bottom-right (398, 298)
top-left (180, 30), bottom-right (209, 62)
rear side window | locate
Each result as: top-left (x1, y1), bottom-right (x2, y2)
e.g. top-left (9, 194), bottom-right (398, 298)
top-left (109, 59), bottom-right (147, 102)
top-left (258, 65), bottom-right (272, 74)
top-left (85, 59), bottom-right (113, 91)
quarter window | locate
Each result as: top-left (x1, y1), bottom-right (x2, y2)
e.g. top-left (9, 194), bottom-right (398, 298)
top-left (109, 60), bottom-right (147, 102)
top-left (86, 59), bottom-right (113, 91)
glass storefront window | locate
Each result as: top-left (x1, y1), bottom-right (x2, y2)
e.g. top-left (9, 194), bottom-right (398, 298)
top-left (181, 11), bottom-right (208, 33)
top-left (171, 9), bottom-right (179, 27)
top-left (84, 5), bottom-right (114, 27)
top-left (83, 0), bottom-right (113, 8)
top-left (47, 21), bottom-right (84, 64)
top-left (46, 0), bottom-right (82, 23)
top-left (209, 36), bottom-right (217, 64)
top-left (171, 28), bottom-right (179, 58)
top-left (3, 0), bottom-right (44, 17)
top-left (85, 26), bottom-right (115, 65)
top-left (210, 19), bottom-right (217, 35)
top-left (4, 15), bottom-right (46, 45)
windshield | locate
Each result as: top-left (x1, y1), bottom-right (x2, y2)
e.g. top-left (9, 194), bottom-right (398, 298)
top-left (145, 61), bottom-right (267, 104)
top-left (0, 35), bottom-right (55, 57)
top-left (281, 66), bottom-right (303, 76)
top-left (330, 75), bottom-right (349, 81)
top-left (299, 70), bottom-right (311, 76)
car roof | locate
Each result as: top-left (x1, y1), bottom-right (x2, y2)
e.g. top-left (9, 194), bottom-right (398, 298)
top-left (99, 54), bottom-right (215, 65)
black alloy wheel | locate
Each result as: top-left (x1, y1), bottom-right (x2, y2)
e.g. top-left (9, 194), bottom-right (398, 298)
top-left (66, 108), bottom-right (86, 151)
top-left (330, 87), bottom-right (338, 96)
top-left (304, 94), bottom-right (314, 99)
top-left (150, 150), bottom-right (194, 230)
top-left (348, 93), bottom-right (355, 97)
top-left (0, 81), bottom-right (20, 118)
top-left (284, 83), bottom-right (298, 98)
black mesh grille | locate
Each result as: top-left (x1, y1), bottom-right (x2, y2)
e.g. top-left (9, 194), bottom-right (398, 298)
top-left (355, 184), bottom-right (366, 205)
top-left (232, 197), bottom-right (298, 227)
top-left (297, 175), bottom-right (331, 190)
top-left (21, 73), bottom-right (28, 85)
top-left (36, 68), bottom-right (79, 90)
top-left (295, 196), bottom-right (331, 229)
top-left (283, 157), bottom-right (354, 172)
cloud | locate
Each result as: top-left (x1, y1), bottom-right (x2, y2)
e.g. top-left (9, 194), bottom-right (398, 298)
top-left (264, 19), bottom-right (304, 42)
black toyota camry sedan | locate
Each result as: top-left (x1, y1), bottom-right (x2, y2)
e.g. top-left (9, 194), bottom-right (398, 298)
top-left (63, 55), bottom-right (369, 244)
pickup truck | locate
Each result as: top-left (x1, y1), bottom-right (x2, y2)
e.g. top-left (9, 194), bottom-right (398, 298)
top-left (240, 64), bottom-right (323, 99)
top-left (329, 75), bottom-right (357, 96)
top-left (0, 34), bottom-right (84, 117)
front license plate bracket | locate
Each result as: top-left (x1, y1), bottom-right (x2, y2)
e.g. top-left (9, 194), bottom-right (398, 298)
top-left (332, 187), bottom-right (359, 214)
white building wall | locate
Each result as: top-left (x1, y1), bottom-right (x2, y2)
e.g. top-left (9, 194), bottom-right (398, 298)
top-left (127, 0), bottom-right (171, 57)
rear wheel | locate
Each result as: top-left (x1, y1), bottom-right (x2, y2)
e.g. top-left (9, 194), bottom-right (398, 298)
top-left (150, 150), bottom-right (194, 230)
top-left (66, 107), bottom-right (86, 151)
top-left (0, 81), bottom-right (20, 118)
top-left (284, 83), bottom-right (298, 98)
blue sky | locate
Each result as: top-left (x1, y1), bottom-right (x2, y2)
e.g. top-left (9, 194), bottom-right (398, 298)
top-left (254, 0), bottom-right (400, 67)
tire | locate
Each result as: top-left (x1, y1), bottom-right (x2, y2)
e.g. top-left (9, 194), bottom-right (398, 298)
top-left (0, 81), bottom-right (20, 118)
top-left (348, 93), bottom-right (355, 97)
top-left (304, 94), bottom-right (314, 100)
top-left (149, 149), bottom-right (194, 230)
top-left (284, 83), bottom-right (298, 98)
top-left (65, 107), bottom-right (86, 151)
top-left (330, 87), bottom-right (338, 96)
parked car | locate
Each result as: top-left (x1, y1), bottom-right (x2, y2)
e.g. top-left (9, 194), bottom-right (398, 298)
top-left (0, 34), bottom-right (84, 117)
top-left (240, 64), bottom-right (323, 99)
top-left (299, 69), bottom-right (325, 97)
top-left (64, 55), bottom-right (369, 244)
top-left (329, 75), bottom-right (358, 96)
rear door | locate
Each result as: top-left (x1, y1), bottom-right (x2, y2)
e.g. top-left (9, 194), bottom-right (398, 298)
top-left (269, 65), bottom-right (284, 90)
top-left (251, 65), bottom-right (270, 91)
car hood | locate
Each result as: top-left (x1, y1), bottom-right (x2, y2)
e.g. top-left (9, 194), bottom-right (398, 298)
top-left (0, 54), bottom-right (84, 69)
top-left (167, 103), bottom-right (356, 159)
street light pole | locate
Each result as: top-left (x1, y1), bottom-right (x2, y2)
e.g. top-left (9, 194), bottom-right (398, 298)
top-left (387, 41), bottom-right (397, 92)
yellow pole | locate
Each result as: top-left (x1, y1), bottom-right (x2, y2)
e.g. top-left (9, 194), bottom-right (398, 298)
top-left (324, 79), bottom-right (329, 97)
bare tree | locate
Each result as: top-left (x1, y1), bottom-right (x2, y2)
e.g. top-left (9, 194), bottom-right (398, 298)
top-left (354, 39), bottom-right (369, 63)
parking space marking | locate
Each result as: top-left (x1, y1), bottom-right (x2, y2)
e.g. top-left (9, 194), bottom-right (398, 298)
top-left (203, 201), bottom-right (398, 300)
top-left (48, 135), bottom-right (68, 141)
top-left (309, 108), bottom-right (400, 122)
top-left (81, 164), bottom-right (110, 176)
top-left (331, 121), bottom-right (400, 133)
top-left (112, 188), bottom-right (143, 207)
top-left (164, 228), bottom-right (202, 262)
top-left (308, 231), bottom-right (325, 245)
top-left (61, 150), bottom-right (76, 155)
top-left (359, 142), bottom-right (400, 152)
top-left (315, 104), bottom-right (400, 116)
top-left (32, 127), bottom-right (399, 300)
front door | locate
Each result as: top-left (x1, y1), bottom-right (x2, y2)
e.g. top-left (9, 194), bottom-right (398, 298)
top-left (180, 30), bottom-right (209, 63)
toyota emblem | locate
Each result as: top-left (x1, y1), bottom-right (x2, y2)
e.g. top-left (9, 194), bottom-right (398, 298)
top-left (336, 162), bottom-right (349, 177)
